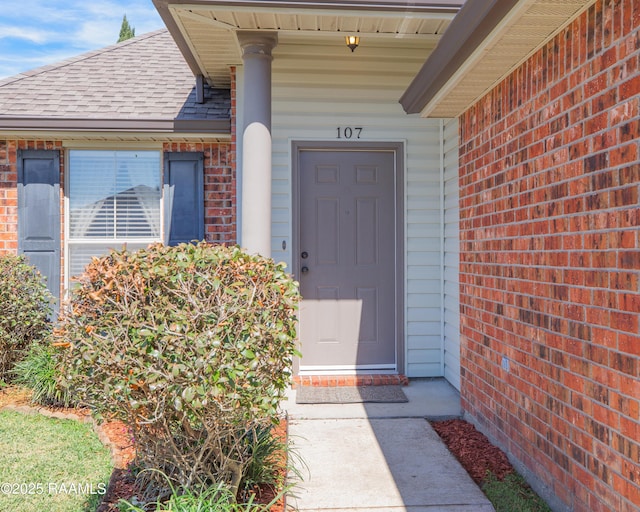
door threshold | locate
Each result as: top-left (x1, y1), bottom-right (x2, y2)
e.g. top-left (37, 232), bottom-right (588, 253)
top-left (293, 374), bottom-right (409, 388)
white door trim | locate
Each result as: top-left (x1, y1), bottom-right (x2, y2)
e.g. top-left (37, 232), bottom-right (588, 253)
top-left (291, 140), bottom-right (405, 375)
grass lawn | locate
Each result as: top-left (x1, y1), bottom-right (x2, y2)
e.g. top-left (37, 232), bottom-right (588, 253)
top-left (482, 473), bottom-right (551, 512)
top-left (482, 472), bottom-right (552, 512)
top-left (0, 410), bottom-right (113, 512)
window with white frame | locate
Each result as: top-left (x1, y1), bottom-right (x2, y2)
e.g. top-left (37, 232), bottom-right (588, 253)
top-left (67, 150), bottom-right (162, 277)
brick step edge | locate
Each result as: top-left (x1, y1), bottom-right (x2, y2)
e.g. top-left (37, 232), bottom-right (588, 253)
top-left (293, 374), bottom-right (409, 388)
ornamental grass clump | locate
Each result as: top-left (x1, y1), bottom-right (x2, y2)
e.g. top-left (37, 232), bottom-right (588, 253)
top-left (55, 242), bottom-right (299, 502)
top-left (0, 254), bottom-right (53, 383)
top-left (13, 341), bottom-right (74, 407)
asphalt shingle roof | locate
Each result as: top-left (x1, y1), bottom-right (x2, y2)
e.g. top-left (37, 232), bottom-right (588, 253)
top-left (0, 29), bottom-right (230, 124)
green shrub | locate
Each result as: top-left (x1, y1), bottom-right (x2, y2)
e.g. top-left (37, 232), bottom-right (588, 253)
top-left (0, 254), bottom-right (53, 383)
top-left (56, 242), bottom-right (299, 501)
top-left (13, 341), bottom-right (73, 407)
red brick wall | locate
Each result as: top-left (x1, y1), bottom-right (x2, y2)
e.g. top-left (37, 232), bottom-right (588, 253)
top-left (0, 138), bottom-right (236, 296)
top-left (458, 2), bottom-right (639, 511)
top-left (0, 140), bottom-right (18, 253)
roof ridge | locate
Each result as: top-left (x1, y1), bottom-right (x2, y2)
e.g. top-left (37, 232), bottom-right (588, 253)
top-left (0, 29), bottom-right (169, 88)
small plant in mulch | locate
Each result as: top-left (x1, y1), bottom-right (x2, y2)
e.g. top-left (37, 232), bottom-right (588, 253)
top-left (97, 419), bottom-right (290, 512)
top-left (431, 419), bottom-right (551, 512)
top-left (117, 473), bottom-right (285, 512)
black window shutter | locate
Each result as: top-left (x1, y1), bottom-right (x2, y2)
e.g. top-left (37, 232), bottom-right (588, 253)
top-left (164, 152), bottom-right (205, 246)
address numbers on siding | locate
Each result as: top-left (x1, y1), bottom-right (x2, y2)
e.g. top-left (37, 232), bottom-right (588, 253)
top-left (336, 127), bottom-right (363, 139)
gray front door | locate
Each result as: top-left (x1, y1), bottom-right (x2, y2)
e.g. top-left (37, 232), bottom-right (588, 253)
top-left (297, 148), bottom-right (398, 370)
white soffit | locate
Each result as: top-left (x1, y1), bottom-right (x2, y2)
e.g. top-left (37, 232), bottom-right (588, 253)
top-left (169, 4), bottom-right (456, 87)
top-left (422, 0), bottom-right (597, 118)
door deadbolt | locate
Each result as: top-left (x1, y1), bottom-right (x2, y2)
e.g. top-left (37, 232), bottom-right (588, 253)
top-left (301, 251), bottom-right (309, 259)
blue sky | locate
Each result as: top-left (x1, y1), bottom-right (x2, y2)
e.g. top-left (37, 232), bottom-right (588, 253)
top-left (0, 1), bottom-right (165, 79)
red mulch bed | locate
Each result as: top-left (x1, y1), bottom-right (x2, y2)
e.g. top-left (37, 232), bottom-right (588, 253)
top-left (97, 468), bottom-right (137, 512)
top-left (431, 418), bottom-right (514, 485)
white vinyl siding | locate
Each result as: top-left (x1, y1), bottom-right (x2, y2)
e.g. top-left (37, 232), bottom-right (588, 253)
top-left (442, 119), bottom-right (461, 390)
top-left (251, 37), bottom-right (443, 377)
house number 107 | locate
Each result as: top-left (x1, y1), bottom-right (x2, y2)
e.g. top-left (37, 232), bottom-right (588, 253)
top-left (337, 127), bottom-right (362, 139)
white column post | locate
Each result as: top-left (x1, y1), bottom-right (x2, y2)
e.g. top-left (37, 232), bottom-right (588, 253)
top-left (237, 31), bottom-right (278, 257)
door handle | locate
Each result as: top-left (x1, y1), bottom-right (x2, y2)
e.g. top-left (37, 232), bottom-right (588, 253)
top-left (301, 266), bottom-right (309, 274)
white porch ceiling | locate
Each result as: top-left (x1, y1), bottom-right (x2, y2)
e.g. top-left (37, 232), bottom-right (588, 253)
top-left (165, 4), bottom-right (458, 87)
top-left (402, 0), bottom-right (598, 117)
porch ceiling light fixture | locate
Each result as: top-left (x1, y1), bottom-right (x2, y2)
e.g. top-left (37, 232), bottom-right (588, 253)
top-left (345, 35), bottom-right (360, 52)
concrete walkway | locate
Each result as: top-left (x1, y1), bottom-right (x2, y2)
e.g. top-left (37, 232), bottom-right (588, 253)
top-left (281, 379), bottom-right (495, 511)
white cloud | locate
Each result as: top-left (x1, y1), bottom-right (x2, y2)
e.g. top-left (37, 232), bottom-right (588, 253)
top-left (75, 20), bottom-right (125, 48)
top-left (0, 0), bottom-right (164, 78)
top-left (1, 2), bottom-right (86, 34)
top-left (0, 49), bottom-right (82, 79)
top-left (0, 26), bottom-right (53, 44)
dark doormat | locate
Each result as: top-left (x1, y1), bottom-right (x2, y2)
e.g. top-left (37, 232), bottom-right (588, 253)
top-left (295, 385), bottom-right (408, 404)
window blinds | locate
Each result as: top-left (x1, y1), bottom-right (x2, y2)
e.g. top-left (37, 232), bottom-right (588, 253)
top-left (68, 150), bottom-right (161, 277)
top-left (69, 150), bottom-right (161, 238)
